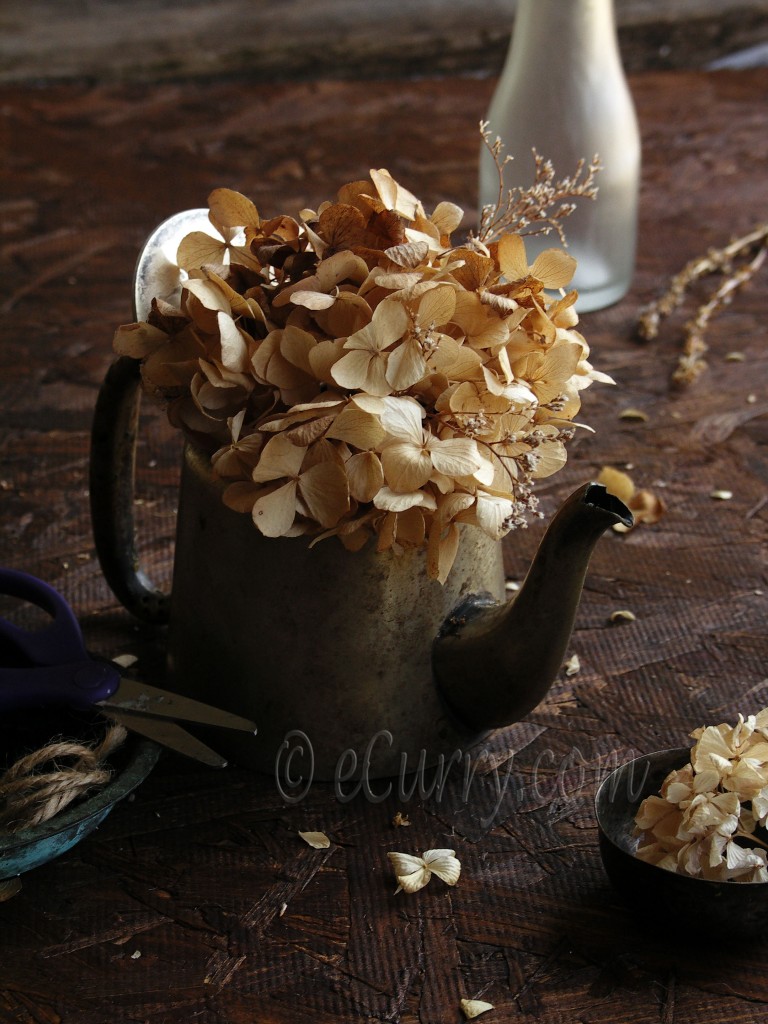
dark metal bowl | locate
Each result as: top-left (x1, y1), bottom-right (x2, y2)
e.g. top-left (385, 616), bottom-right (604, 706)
top-left (595, 747), bottom-right (768, 937)
top-left (0, 714), bottom-right (160, 881)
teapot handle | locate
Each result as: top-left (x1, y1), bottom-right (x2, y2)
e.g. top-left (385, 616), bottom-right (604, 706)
top-left (89, 355), bottom-right (170, 624)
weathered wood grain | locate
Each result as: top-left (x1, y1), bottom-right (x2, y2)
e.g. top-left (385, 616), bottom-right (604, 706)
top-left (0, 67), bottom-right (767, 1022)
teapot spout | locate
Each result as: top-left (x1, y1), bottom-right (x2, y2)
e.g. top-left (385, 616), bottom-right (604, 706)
top-left (434, 482), bottom-right (633, 734)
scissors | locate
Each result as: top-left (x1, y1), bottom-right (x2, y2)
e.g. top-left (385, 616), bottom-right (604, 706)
top-left (0, 567), bottom-right (257, 767)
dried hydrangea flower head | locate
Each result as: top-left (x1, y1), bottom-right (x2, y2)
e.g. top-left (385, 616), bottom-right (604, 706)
top-left (634, 711), bottom-right (768, 883)
top-left (115, 165), bottom-right (610, 582)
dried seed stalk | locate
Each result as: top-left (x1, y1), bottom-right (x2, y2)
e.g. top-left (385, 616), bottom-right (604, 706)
top-left (476, 122), bottom-right (601, 245)
top-left (636, 222), bottom-right (768, 388)
top-left (672, 244), bottom-right (767, 387)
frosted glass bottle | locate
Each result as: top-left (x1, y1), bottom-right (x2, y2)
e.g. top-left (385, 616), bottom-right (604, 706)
top-left (479, 0), bottom-right (640, 312)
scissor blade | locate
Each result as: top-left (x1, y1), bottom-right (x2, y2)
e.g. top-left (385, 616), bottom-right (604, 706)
top-left (102, 677), bottom-right (257, 733)
top-left (101, 709), bottom-right (228, 768)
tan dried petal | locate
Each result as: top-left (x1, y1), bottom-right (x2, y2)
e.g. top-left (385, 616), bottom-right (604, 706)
top-left (252, 434), bottom-right (306, 482)
top-left (299, 831), bottom-right (331, 849)
top-left (430, 201), bottom-right (464, 237)
top-left (370, 168), bottom-right (420, 220)
top-left (382, 443), bottom-right (433, 492)
top-left (461, 999), bottom-right (495, 1020)
top-left (387, 848), bottom-right (461, 894)
top-left (609, 609), bottom-right (636, 623)
top-left (346, 451), bottom-right (385, 503)
top-left (529, 248), bottom-right (577, 290)
top-left (298, 461), bottom-right (349, 527)
top-left (619, 407), bottom-right (649, 422)
top-left (208, 187), bottom-right (260, 231)
top-left (564, 653), bottom-right (581, 676)
top-left (113, 321), bottom-right (168, 359)
top-left (385, 240), bottom-right (430, 268)
top-left (374, 486), bottom-right (436, 513)
top-left (326, 403), bottom-right (386, 449)
top-left (427, 519), bottom-right (461, 584)
top-left (176, 230), bottom-right (228, 271)
top-left (497, 233), bottom-right (529, 281)
top-left (252, 479), bottom-right (299, 536)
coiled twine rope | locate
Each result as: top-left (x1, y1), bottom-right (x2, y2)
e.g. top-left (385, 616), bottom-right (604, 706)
top-left (0, 723), bottom-right (127, 900)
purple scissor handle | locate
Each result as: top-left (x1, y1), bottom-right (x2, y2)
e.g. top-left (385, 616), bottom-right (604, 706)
top-left (0, 568), bottom-right (257, 766)
top-left (0, 568), bottom-right (120, 712)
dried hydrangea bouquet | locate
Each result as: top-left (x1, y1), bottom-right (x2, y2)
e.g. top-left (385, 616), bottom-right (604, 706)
top-left (115, 140), bottom-right (608, 583)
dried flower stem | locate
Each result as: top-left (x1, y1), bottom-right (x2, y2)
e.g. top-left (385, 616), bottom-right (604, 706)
top-left (636, 222), bottom-right (768, 388)
top-left (671, 244), bottom-right (767, 387)
top-left (475, 122), bottom-right (601, 246)
top-left (736, 829), bottom-right (768, 852)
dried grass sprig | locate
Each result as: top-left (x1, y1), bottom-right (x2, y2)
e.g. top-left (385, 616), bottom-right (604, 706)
top-left (672, 244), bottom-right (767, 387)
top-left (636, 223), bottom-right (768, 388)
top-left (476, 122), bottom-right (601, 246)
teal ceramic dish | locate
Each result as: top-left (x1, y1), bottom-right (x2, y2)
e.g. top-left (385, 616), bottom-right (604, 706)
top-left (0, 716), bottom-right (160, 881)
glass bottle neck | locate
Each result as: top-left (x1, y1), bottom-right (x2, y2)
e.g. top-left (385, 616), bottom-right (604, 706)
top-left (511, 0), bottom-right (619, 59)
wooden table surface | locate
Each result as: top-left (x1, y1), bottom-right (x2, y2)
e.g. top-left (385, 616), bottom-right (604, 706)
top-left (1, 67), bottom-right (767, 1023)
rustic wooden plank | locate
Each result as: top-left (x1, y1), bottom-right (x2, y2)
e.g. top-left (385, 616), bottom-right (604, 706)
top-left (0, 67), bottom-right (767, 1023)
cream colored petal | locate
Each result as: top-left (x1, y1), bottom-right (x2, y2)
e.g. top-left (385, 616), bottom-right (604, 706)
top-left (385, 241), bottom-right (430, 268)
top-left (497, 232), bottom-right (529, 280)
top-left (374, 486), bottom-right (436, 513)
top-left (422, 849), bottom-right (461, 885)
top-left (176, 230), bottom-right (226, 271)
top-left (530, 248), bottom-right (577, 289)
top-left (416, 284), bottom-right (457, 329)
top-left (379, 395), bottom-right (425, 443)
top-left (529, 439), bottom-right (567, 479)
top-left (386, 340), bottom-right (427, 392)
top-left (326, 404), bottom-right (386, 448)
top-left (382, 442), bottom-right (432, 492)
top-left (694, 725), bottom-right (737, 764)
top-left (289, 290), bottom-right (336, 310)
top-left (298, 830), bottom-right (331, 849)
top-left (346, 451), bottom-right (385, 503)
top-left (428, 438), bottom-right (482, 479)
top-left (252, 433), bottom-right (307, 482)
top-left (429, 335), bottom-right (461, 373)
top-left (217, 311), bottom-right (250, 372)
top-left (252, 480), bottom-right (298, 536)
top-left (460, 999), bottom-right (494, 1020)
top-left (183, 277), bottom-right (231, 313)
top-left (427, 520), bottom-right (461, 584)
top-left (372, 299), bottom-right (410, 346)
top-left (370, 168), bottom-right (420, 219)
top-left (332, 349), bottom-right (391, 396)
top-left (430, 201), bottom-right (464, 236)
top-left (298, 461), bottom-right (349, 527)
top-left (473, 493), bottom-right (515, 540)
top-left (387, 851), bottom-right (433, 893)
